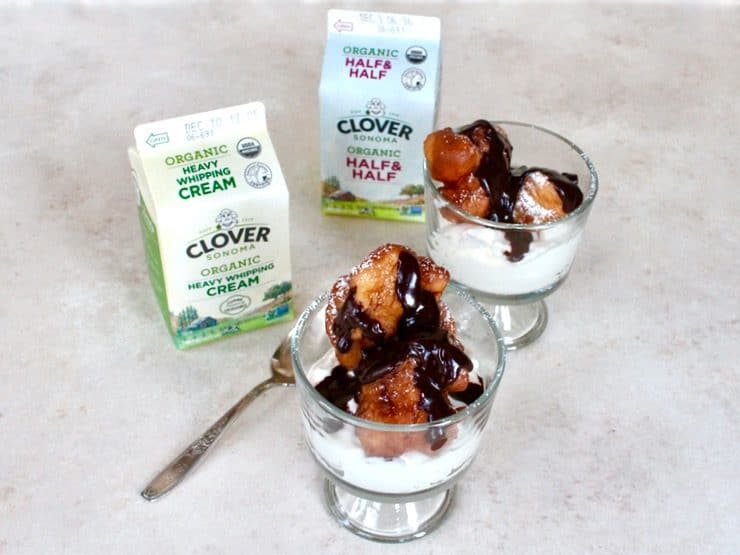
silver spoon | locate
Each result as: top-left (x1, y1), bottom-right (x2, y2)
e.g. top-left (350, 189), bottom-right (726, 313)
top-left (141, 336), bottom-right (294, 501)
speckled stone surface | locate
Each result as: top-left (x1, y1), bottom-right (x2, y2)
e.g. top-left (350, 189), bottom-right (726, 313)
top-left (1, 2), bottom-right (739, 554)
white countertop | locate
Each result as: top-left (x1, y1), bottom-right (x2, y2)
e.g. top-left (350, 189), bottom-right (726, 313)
top-left (2, 2), bottom-right (739, 553)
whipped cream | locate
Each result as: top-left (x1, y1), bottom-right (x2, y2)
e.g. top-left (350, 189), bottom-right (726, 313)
top-left (427, 219), bottom-right (582, 297)
top-left (305, 349), bottom-right (481, 495)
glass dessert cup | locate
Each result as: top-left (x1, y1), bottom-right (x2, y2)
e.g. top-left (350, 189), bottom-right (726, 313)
top-left (291, 285), bottom-right (506, 543)
top-left (424, 121), bottom-right (598, 350)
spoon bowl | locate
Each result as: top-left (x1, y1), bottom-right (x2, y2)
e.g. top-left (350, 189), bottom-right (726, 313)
top-left (270, 337), bottom-right (295, 383)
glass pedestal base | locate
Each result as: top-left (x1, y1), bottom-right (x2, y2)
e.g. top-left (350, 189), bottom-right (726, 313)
top-left (489, 299), bottom-right (548, 350)
top-left (323, 480), bottom-right (454, 543)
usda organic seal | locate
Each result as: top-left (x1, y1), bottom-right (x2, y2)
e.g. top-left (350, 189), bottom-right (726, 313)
top-left (237, 137), bottom-right (261, 158)
top-left (405, 46), bottom-right (427, 64)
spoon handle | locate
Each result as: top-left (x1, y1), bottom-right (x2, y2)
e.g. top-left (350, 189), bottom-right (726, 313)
top-left (141, 377), bottom-right (276, 501)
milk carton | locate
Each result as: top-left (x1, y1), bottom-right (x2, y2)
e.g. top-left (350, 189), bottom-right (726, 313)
top-left (129, 102), bottom-right (293, 349)
top-left (319, 9), bottom-right (441, 222)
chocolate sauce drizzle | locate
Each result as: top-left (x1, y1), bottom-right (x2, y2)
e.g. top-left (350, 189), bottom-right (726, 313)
top-left (460, 120), bottom-right (515, 224)
top-left (510, 166), bottom-right (584, 214)
top-left (449, 377), bottom-right (484, 405)
top-left (458, 121), bottom-right (584, 261)
top-left (503, 230), bottom-right (534, 263)
top-left (317, 250), bottom-right (483, 441)
top-left (331, 293), bottom-right (384, 353)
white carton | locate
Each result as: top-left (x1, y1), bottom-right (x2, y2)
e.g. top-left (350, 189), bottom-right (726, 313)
top-left (129, 102), bottom-right (293, 349)
top-left (319, 9), bottom-right (441, 222)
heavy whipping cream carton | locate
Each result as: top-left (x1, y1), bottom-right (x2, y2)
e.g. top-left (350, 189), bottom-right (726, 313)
top-left (129, 102), bottom-right (293, 349)
top-left (319, 9), bottom-right (441, 222)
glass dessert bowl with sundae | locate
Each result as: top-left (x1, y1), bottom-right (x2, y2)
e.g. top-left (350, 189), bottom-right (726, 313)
top-left (424, 121), bottom-right (598, 349)
top-left (291, 244), bottom-right (505, 542)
